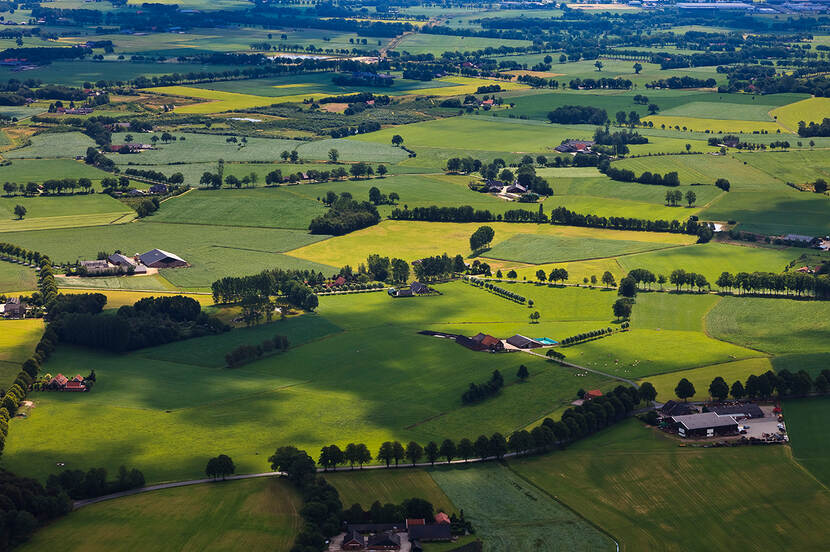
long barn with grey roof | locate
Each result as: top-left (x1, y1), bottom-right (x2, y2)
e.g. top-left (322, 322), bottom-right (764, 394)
top-left (138, 248), bottom-right (188, 268)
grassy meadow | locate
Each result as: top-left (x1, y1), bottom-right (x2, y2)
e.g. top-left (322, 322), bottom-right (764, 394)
top-left (0, 318), bottom-right (44, 388)
top-left (784, 397), bottom-right (830, 488)
top-left (513, 420), bottom-right (830, 551)
top-left (16, 477), bottom-right (303, 552)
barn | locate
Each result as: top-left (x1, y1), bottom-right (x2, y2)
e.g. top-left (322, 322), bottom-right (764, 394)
top-left (138, 248), bottom-right (189, 268)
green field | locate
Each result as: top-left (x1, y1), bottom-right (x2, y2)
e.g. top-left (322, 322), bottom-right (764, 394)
top-left (0, 159), bottom-right (114, 184)
top-left (324, 469), bottom-right (455, 512)
top-left (393, 33), bottom-right (532, 55)
top-left (0, 221), bottom-right (333, 289)
top-left (430, 462), bottom-right (615, 551)
top-left (2, 283), bottom-right (619, 483)
top-left (0, 318), bottom-right (44, 388)
top-left (0, 261), bottom-right (36, 292)
top-left (735, 150), bottom-right (830, 186)
top-left (613, 154), bottom-right (784, 189)
top-left (700, 188), bottom-right (830, 236)
top-left (513, 420), bottom-right (830, 551)
top-left (0, 193), bottom-right (134, 233)
top-left (482, 233), bottom-right (682, 264)
top-left (3, 132), bottom-right (98, 160)
top-left (639, 357), bottom-right (773, 402)
top-left (785, 397), bottom-right (830, 488)
top-left (16, 477), bottom-right (302, 552)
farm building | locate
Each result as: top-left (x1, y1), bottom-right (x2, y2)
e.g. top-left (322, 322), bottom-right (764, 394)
top-left (410, 281), bottom-right (430, 294)
top-left (366, 532), bottom-right (400, 550)
top-left (505, 183), bottom-right (527, 194)
top-left (138, 248), bottom-right (188, 268)
top-left (660, 400), bottom-right (697, 417)
top-left (434, 512), bottom-right (451, 524)
top-left (342, 529), bottom-right (365, 550)
top-left (108, 253), bottom-right (136, 267)
top-left (670, 412), bottom-right (739, 438)
top-left (80, 259), bottom-right (111, 275)
top-left (555, 140), bottom-right (594, 154)
top-left (456, 332), bottom-right (504, 352)
top-left (408, 524), bottom-right (452, 542)
top-left (388, 287), bottom-right (413, 298)
top-left (584, 389), bottom-right (603, 400)
top-left (710, 404), bottom-right (764, 420)
top-left (2, 296), bottom-right (24, 318)
top-left (507, 334), bottom-right (543, 349)
top-left (46, 373), bottom-right (88, 392)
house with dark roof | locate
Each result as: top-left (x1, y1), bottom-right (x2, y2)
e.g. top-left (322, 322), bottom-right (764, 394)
top-left (80, 259), bottom-right (111, 274)
top-left (108, 253), bottom-right (136, 267)
top-left (660, 400), bottom-right (697, 417)
top-left (341, 529), bottom-right (365, 550)
top-left (506, 334), bottom-right (543, 349)
top-left (388, 287), bottom-right (413, 298)
top-left (410, 281), bottom-right (429, 294)
top-left (149, 183), bottom-right (168, 194)
top-left (138, 248), bottom-right (188, 268)
top-left (710, 404), bottom-right (764, 420)
top-left (670, 412), bottom-right (738, 438)
top-left (555, 140), bottom-right (595, 154)
top-left (408, 524), bottom-right (452, 542)
top-left (471, 333), bottom-right (504, 351)
top-left (505, 183), bottom-right (527, 195)
top-left (367, 532), bottom-right (401, 550)
top-left (2, 296), bottom-right (24, 318)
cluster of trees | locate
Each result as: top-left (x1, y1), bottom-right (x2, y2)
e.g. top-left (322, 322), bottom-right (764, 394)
top-left (593, 127), bottom-right (648, 148)
top-left (535, 267), bottom-right (570, 284)
top-left (331, 73), bottom-right (394, 87)
top-left (664, 189), bottom-right (696, 207)
top-left (308, 192), bottom-right (380, 236)
top-left (84, 146), bottom-right (115, 171)
top-left (211, 269), bottom-right (319, 312)
top-left (547, 105), bottom-right (608, 125)
top-left (365, 254), bottom-right (409, 283)
top-left (669, 368), bottom-right (830, 403)
top-left (329, 120), bottom-right (382, 139)
top-left (612, 298), bottom-right (634, 320)
top-left (475, 84), bottom-right (502, 94)
top-left (0, 469), bottom-right (72, 549)
top-left (469, 225), bottom-right (494, 251)
top-left (548, 205), bottom-right (702, 236)
top-left (568, 77), bottom-right (632, 90)
top-left (465, 277), bottom-right (527, 304)
top-left (52, 295), bottom-right (229, 352)
top-left (225, 334), bottom-right (289, 369)
top-left (668, 269), bottom-right (710, 292)
top-left (646, 76), bottom-right (717, 89)
top-left (124, 168), bottom-right (183, 185)
top-left (714, 270), bottom-right (830, 298)
top-left (341, 498), bottom-right (466, 535)
top-left (559, 327), bottom-right (615, 346)
top-left (600, 160), bottom-right (681, 187)
top-left (798, 118), bottom-right (830, 137)
top-left (368, 184), bottom-right (395, 206)
top-left (46, 465), bottom-right (144, 500)
top-left (462, 369), bottom-right (504, 404)
top-left (205, 455), bottom-right (235, 480)
top-left (413, 253), bottom-right (463, 282)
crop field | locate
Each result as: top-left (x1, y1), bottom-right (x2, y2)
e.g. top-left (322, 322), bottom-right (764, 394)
top-left (0, 318), bottom-right (43, 388)
top-left (402, 76), bottom-right (529, 97)
top-left (16, 477), bottom-right (303, 552)
top-left (482, 233), bottom-right (682, 264)
top-left (513, 420), bottom-right (830, 551)
top-left (2, 283), bottom-right (620, 483)
top-left (612, 154), bottom-right (784, 189)
top-left (784, 397), bottom-right (830, 488)
top-left (617, 242), bottom-right (800, 283)
top-left (190, 72), bottom-right (458, 97)
top-left (3, 132), bottom-right (97, 160)
top-left (639, 358), bottom-right (773, 402)
top-left (0, 159), bottom-right (113, 183)
top-left (658, 101), bottom-right (778, 122)
top-left (324, 469), bottom-right (455, 512)
top-left (706, 296), bottom-right (830, 377)
top-left (153, 188), bottom-right (327, 230)
top-left (735, 150), bottom-right (830, 185)
top-left (0, 221), bottom-right (333, 289)
top-left (104, 132), bottom-right (408, 165)
top-left (289, 220), bottom-right (694, 269)
top-left (642, 115), bottom-right (787, 134)
top-left (350, 116), bottom-right (585, 153)
top-left (700, 188), bottom-right (830, 236)
top-left (56, 273), bottom-right (177, 292)
top-left (0, 61), bottom-right (240, 86)
top-left (0, 194), bottom-right (134, 232)
top-left (0, 261), bottom-right (36, 292)
top-left (430, 462), bottom-right (615, 551)
top-left (147, 86), bottom-right (325, 113)
top-left (770, 97), bottom-right (830, 130)
top-left (393, 33), bottom-right (532, 55)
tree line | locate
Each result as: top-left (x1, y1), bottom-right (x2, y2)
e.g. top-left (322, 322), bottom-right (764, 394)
top-left (225, 334), bottom-right (290, 369)
top-left (661, 368), bottom-right (830, 403)
top-left (599, 158), bottom-right (681, 187)
top-left (465, 277), bottom-right (528, 304)
top-left (308, 192), bottom-right (380, 236)
top-left (46, 465), bottom-right (145, 501)
top-left (462, 369), bottom-right (505, 404)
top-left (210, 269), bottom-right (320, 312)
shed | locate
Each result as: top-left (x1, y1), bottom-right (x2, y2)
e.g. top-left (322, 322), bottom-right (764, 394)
top-left (408, 524), bottom-right (452, 542)
top-left (108, 253), bottom-right (136, 267)
top-left (710, 404), bottom-right (764, 420)
top-left (670, 412), bottom-right (738, 438)
top-left (506, 334), bottom-right (543, 349)
top-left (367, 532), bottom-right (401, 550)
top-left (410, 281), bottom-right (429, 294)
top-left (139, 248), bottom-right (188, 268)
top-left (660, 400), bottom-right (696, 417)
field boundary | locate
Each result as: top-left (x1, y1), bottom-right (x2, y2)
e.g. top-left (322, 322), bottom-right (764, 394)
top-left (480, 242), bottom-right (691, 266)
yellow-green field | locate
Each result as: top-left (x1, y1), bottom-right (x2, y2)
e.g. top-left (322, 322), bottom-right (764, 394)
top-left (638, 357), bottom-right (773, 402)
top-left (0, 318), bottom-right (44, 387)
top-left (643, 115), bottom-right (788, 134)
top-left (57, 289), bottom-right (214, 309)
top-left (288, 220), bottom-right (695, 268)
top-left (146, 86), bottom-right (328, 114)
top-left (0, 212), bottom-right (135, 233)
top-left (771, 97), bottom-right (830, 131)
top-left (324, 469), bottom-right (455, 512)
top-left (409, 76), bottom-right (529, 96)
top-left (16, 477), bottom-right (303, 552)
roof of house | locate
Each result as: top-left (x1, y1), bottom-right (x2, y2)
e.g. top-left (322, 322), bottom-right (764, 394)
top-left (410, 281), bottom-right (429, 293)
top-left (367, 532), bottom-right (401, 547)
top-left (65, 381), bottom-right (85, 389)
top-left (585, 389), bottom-right (603, 398)
top-left (435, 512), bottom-right (451, 524)
top-left (347, 523), bottom-right (403, 533)
top-left (782, 234), bottom-right (815, 242)
top-left (139, 248), bottom-right (186, 265)
top-left (671, 412), bottom-right (738, 430)
top-left (660, 400), bottom-right (696, 416)
top-left (480, 335), bottom-right (502, 347)
top-left (408, 524), bottom-right (452, 541)
top-left (108, 253), bottom-right (136, 266)
top-left (52, 373), bottom-right (68, 386)
top-left (80, 259), bottom-right (109, 268)
top-left (507, 334), bottom-right (542, 348)
top-left (133, 264), bottom-right (148, 274)
top-left (396, 289), bottom-right (414, 297)
top-left (710, 404), bottom-right (764, 418)
top-left (342, 529), bottom-right (364, 545)
top-left (406, 518), bottom-right (425, 527)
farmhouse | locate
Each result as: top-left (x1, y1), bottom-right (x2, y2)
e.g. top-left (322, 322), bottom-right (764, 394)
top-left (342, 529), bottom-right (365, 550)
top-left (47, 373), bottom-right (87, 392)
top-left (670, 412), bottom-right (739, 438)
top-left (661, 400), bottom-right (697, 417)
top-left (366, 532), bottom-right (400, 550)
top-left (138, 249), bottom-right (189, 268)
top-left (507, 334), bottom-right (543, 349)
top-left (2, 296), bottom-right (24, 318)
top-left (434, 512), bottom-right (451, 524)
top-left (410, 281), bottom-right (429, 294)
top-left (80, 259), bottom-right (111, 275)
top-left (457, 332), bottom-right (504, 352)
top-left (555, 139), bottom-right (595, 154)
top-left (584, 389), bottom-right (603, 400)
